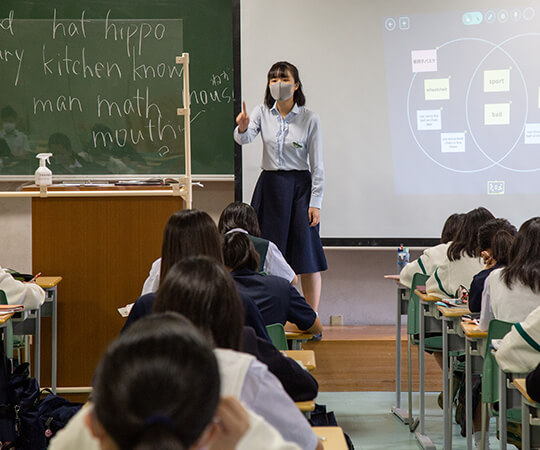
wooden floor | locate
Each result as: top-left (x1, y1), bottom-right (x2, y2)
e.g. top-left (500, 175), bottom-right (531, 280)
top-left (302, 325), bottom-right (443, 392)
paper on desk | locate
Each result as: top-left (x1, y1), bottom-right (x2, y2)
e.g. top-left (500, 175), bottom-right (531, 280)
top-left (0, 305), bottom-right (24, 313)
top-left (118, 303), bottom-right (134, 317)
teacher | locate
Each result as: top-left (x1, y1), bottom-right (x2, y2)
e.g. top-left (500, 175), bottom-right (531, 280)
top-left (234, 61), bottom-right (327, 311)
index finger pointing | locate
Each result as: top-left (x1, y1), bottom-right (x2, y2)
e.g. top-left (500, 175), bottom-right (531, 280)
top-left (242, 101), bottom-right (247, 115)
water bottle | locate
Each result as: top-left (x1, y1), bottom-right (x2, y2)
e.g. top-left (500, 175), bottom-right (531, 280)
top-left (397, 244), bottom-right (410, 273)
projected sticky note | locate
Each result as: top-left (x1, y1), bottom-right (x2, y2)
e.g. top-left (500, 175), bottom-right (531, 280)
top-left (488, 181), bottom-right (505, 195)
top-left (441, 133), bottom-right (465, 153)
top-left (525, 123), bottom-right (540, 144)
top-left (485, 103), bottom-right (510, 125)
top-left (417, 110), bottom-right (442, 130)
top-left (411, 49), bottom-right (438, 73)
top-left (484, 69), bottom-right (510, 92)
top-left (425, 78), bottom-right (450, 100)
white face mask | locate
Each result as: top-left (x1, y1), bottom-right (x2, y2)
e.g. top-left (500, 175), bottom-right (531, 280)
top-left (3, 123), bottom-right (15, 133)
top-left (269, 82), bottom-right (295, 102)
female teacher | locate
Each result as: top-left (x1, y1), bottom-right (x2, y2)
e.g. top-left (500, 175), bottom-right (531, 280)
top-left (234, 61), bottom-right (327, 311)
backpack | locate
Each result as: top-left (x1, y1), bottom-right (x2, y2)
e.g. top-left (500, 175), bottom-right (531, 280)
top-left (38, 389), bottom-right (83, 442)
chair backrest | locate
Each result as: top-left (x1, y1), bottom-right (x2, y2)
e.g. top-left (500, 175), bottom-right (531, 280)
top-left (407, 273), bottom-right (430, 336)
top-left (481, 319), bottom-right (514, 404)
top-left (266, 323), bottom-right (288, 351)
top-left (0, 290), bottom-right (13, 359)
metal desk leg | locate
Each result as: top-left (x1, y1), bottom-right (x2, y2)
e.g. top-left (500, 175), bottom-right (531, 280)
top-left (392, 287), bottom-right (410, 424)
top-left (499, 368), bottom-right (507, 450)
top-left (442, 318), bottom-right (450, 450)
top-left (34, 307), bottom-right (41, 384)
top-left (523, 397), bottom-right (531, 450)
top-left (415, 300), bottom-right (436, 449)
top-left (465, 338), bottom-right (473, 450)
top-left (51, 286), bottom-right (58, 394)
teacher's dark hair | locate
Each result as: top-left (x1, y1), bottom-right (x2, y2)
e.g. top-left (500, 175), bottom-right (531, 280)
top-left (160, 209), bottom-right (223, 283)
top-left (440, 213), bottom-right (465, 244)
top-left (218, 201), bottom-right (262, 237)
top-left (447, 207), bottom-right (494, 261)
top-left (223, 232), bottom-right (260, 272)
top-left (502, 217), bottom-right (540, 293)
top-left (154, 256), bottom-right (244, 351)
top-left (92, 312), bottom-right (220, 450)
top-left (264, 61), bottom-right (306, 108)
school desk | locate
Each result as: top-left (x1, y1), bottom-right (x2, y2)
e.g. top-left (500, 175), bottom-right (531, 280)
top-left (437, 304), bottom-right (468, 449)
top-left (461, 322), bottom-right (488, 450)
top-left (285, 326), bottom-right (314, 350)
top-left (384, 274), bottom-right (411, 425)
top-left (282, 350), bottom-right (316, 371)
top-left (514, 378), bottom-right (540, 450)
top-left (296, 399), bottom-right (316, 417)
top-left (312, 426), bottom-right (348, 450)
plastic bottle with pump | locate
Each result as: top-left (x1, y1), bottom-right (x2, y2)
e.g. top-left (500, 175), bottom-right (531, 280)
top-left (397, 244), bottom-right (410, 273)
top-left (35, 153), bottom-right (53, 186)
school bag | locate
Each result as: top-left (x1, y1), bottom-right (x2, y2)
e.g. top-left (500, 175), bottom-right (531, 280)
top-left (38, 389), bottom-right (83, 443)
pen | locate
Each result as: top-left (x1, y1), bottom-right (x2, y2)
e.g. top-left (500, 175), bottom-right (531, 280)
top-left (30, 272), bottom-right (41, 283)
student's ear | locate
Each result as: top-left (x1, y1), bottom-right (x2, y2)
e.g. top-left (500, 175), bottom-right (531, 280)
top-left (85, 407), bottom-right (106, 441)
top-left (191, 420), bottom-right (219, 449)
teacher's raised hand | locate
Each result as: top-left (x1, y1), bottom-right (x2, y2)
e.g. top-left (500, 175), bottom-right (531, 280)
top-left (236, 101), bottom-right (250, 133)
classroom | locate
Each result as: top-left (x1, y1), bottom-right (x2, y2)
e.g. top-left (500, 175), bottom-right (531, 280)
top-left (2, 0), bottom-right (540, 449)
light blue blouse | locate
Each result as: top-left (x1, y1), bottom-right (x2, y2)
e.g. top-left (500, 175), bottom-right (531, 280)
top-left (234, 103), bottom-right (324, 209)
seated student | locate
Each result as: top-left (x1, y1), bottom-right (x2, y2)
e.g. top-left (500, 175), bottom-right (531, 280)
top-left (51, 313), bottom-right (301, 450)
top-left (219, 201), bottom-right (297, 284)
top-left (153, 258), bottom-right (323, 450)
top-left (0, 106), bottom-right (30, 158)
top-left (124, 209), bottom-right (270, 341)
top-left (480, 217), bottom-right (540, 331)
top-left (400, 213), bottom-right (465, 288)
top-left (426, 207), bottom-right (494, 298)
top-left (0, 266), bottom-right (44, 310)
top-left (468, 219), bottom-right (516, 313)
top-left (526, 361), bottom-right (540, 403)
top-left (48, 133), bottom-right (85, 174)
top-left (224, 232), bottom-right (323, 335)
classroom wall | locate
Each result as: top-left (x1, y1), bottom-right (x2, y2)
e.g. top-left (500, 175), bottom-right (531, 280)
top-left (0, 181), bottom-right (423, 325)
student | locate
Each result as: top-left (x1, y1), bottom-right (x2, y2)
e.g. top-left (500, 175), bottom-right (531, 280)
top-left (0, 266), bottom-right (45, 310)
top-left (48, 133), bottom-right (85, 174)
top-left (479, 217), bottom-right (540, 331)
top-left (526, 361), bottom-right (540, 403)
top-left (218, 201), bottom-right (297, 284)
top-left (468, 219), bottom-right (516, 313)
top-left (224, 232), bottom-right (323, 335)
top-left (153, 258), bottom-right (323, 450)
top-left (0, 106), bottom-right (30, 157)
top-left (399, 213), bottom-right (464, 288)
top-left (51, 313), bottom-right (301, 450)
top-left (234, 61), bottom-right (327, 311)
top-left (426, 207), bottom-right (494, 298)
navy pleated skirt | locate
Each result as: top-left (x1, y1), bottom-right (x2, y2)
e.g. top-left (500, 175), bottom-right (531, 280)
top-left (251, 170), bottom-right (327, 274)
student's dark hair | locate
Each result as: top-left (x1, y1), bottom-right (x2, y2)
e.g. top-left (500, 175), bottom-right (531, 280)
top-left (1, 106), bottom-right (17, 121)
top-left (92, 312), bottom-right (220, 450)
top-left (264, 61), bottom-right (306, 108)
top-left (0, 138), bottom-right (12, 157)
top-left (154, 256), bottom-right (244, 351)
top-left (491, 229), bottom-right (516, 266)
top-left (440, 213), bottom-right (465, 244)
top-left (477, 218), bottom-right (516, 250)
top-left (48, 132), bottom-right (72, 151)
top-left (502, 217), bottom-right (540, 293)
top-left (447, 207), bottom-right (495, 261)
top-left (160, 209), bottom-right (223, 283)
top-left (218, 201), bottom-right (262, 237)
top-left (223, 232), bottom-right (260, 272)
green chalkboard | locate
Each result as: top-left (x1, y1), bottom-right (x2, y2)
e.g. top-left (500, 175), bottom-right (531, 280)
top-left (0, 0), bottom-right (235, 177)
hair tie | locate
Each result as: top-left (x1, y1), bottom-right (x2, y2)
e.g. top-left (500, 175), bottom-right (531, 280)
top-left (143, 414), bottom-right (174, 430)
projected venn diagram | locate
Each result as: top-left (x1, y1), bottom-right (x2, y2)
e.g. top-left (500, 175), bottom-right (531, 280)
top-left (407, 34), bottom-right (540, 173)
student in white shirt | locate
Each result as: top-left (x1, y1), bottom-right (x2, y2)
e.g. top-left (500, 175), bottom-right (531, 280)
top-left (480, 217), bottom-right (540, 331)
top-left (399, 213), bottom-right (464, 288)
top-left (0, 267), bottom-right (45, 310)
top-left (426, 207), bottom-right (494, 298)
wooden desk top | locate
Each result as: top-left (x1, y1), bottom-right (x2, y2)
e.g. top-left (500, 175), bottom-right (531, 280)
top-left (313, 427), bottom-right (348, 450)
top-left (513, 378), bottom-right (536, 404)
top-left (0, 313), bottom-right (15, 325)
top-left (415, 290), bottom-right (441, 302)
top-left (282, 350), bottom-right (316, 371)
top-left (437, 305), bottom-right (470, 318)
top-left (36, 276), bottom-right (63, 289)
top-left (296, 400), bottom-right (316, 412)
top-left (286, 331), bottom-right (314, 340)
top-left (461, 322), bottom-right (488, 339)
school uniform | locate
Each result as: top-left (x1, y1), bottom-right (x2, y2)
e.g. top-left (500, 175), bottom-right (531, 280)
top-left (468, 263), bottom-right (501, 313)
top-left (426, 253), bottom-right (484, 299)
top-left (234, 103), bottom-right (327, 275)
top-left (0, 267), bottom-right (45, 310)
top-left (122, 292), bottom-right (271, 342)
top-left (399, 242), bottom-right (450, 288)
top-left (479, 268), bottom-right (540, 330)
top-left (526, 362), bottom-right (540, 402)
top-left (0, 129), bottom-right (30, 157)
top-left (232, 268), bottom-right (317, 331)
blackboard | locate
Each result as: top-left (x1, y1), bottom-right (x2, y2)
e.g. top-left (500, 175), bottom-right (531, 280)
top-left (0, 0), bottom-right (236, 177)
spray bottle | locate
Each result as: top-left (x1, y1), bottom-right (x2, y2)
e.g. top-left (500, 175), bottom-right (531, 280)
top-left (397, 244), bottom-right (410, 273)
top-left (35, 153), bottom-right (53, 186)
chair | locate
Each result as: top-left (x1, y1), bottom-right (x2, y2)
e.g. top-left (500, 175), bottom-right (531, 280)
top-left (266, 323), bottom-right (288, 351)
top-left (0, 290), bottom-right (15, 360)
